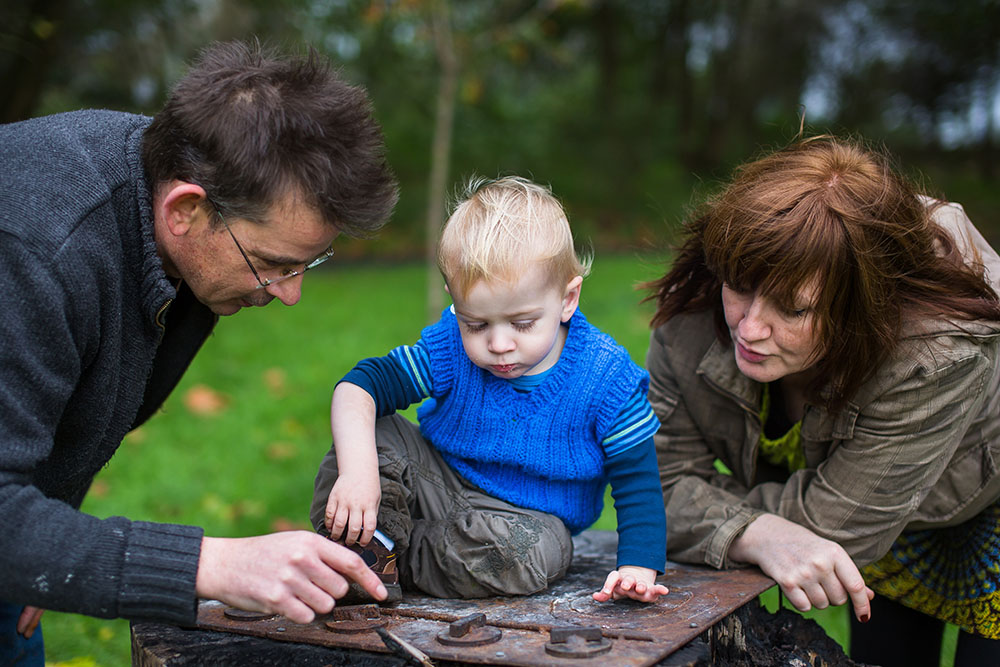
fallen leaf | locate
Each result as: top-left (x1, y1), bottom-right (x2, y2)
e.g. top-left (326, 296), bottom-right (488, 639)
top-left (49, 658), bottom-right (98, 667)
top-left (266, 441), bottom-right (298, 460)
top-left (263, 367), bottom-right (287, 396)
top-left (280, 418), bottom-right (306, 437)
top-left (90, 479), bottom-right (110, 498)
top-left (124, 427), bottom-right (147, 445)
top-left (183, 384), bottom-right (228, 416)
top-left (234, 499), bottom-right (265, 519)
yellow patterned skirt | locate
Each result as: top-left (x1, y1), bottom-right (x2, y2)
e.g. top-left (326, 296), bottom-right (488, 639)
top-left (861, 502), bottom-right (1000, 638)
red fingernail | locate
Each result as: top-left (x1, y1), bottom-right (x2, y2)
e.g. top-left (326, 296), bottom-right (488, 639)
top-left (859, 614), bottom-right (869, 623)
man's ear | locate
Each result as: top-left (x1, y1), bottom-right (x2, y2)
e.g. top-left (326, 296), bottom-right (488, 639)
top-left (158, 181), bottom-right (208, 237)
top-left (561, 275), bottom-right (583, 322)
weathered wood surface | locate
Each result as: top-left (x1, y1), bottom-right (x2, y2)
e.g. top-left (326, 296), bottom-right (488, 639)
top-left (131, 531), bottom-right (866, 666)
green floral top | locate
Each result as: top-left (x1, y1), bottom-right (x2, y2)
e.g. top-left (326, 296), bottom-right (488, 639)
top-left (758, 383), bottom-right (805, 472)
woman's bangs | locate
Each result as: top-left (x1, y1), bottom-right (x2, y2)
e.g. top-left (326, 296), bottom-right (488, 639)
top-left (705, 207), bottom-right (841, 309)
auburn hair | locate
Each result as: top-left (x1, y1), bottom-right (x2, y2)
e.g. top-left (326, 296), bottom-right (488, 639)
top-left (645, 135), bottom-right (1000, 407)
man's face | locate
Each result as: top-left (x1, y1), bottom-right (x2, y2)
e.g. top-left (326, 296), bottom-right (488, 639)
top-left (173, 193), bottom-right (337, 316)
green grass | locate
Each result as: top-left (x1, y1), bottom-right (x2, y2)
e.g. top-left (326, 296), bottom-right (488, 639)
top-left (39, 254), bottom-right (958, 665)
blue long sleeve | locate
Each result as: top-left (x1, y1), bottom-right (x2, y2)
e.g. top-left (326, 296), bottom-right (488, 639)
top-left (339, 354), bottom-right (426, 417)
top-left (606, 437), bottom-right (667, 573)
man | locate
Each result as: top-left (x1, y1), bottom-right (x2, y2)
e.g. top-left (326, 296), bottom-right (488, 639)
top-left (0, 40), bottom-right (399, 662)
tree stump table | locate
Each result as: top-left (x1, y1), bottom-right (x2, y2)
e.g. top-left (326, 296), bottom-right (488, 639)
top-left (131, 531), bottom-right (866, 666)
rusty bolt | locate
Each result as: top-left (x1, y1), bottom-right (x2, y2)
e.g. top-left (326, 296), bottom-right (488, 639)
top-left (437, 612), bottom-right (502, 647)
top-left (545, 626), bottom-right (613, 659)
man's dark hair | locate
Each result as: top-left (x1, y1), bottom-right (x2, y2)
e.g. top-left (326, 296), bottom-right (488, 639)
top-left (142, 39), bottom-right (397, 237)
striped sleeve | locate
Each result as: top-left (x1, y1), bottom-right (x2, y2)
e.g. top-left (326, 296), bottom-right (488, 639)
top-left (601, 387), bottom-right (660, 457)
top-left (387, 340), bottom-right (433, 400)
top-left (338, 341), bottom-right (433, 417)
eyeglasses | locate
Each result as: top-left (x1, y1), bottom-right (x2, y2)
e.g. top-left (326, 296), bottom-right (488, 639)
top-left (216, 210), bottom-right (334, 290)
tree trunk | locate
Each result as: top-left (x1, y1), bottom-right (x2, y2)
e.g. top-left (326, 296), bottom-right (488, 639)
top-left (425, 0), bottom-right (458, 324)
top-left (1, 0), bottom-right (68, 123)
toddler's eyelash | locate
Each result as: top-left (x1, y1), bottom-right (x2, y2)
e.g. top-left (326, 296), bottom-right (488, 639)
top-left (463, 321), bottom-right (535, 333)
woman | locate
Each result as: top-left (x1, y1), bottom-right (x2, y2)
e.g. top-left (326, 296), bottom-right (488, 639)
top-left (645, 135), bottom-right (1000, 666)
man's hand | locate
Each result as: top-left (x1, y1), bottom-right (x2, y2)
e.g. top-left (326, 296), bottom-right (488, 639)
top-left (325, 473), bottom-right (381, 547)
top-left (196, 532), bottom-right (386, 624)
top-left (728, 513), bottom-right (875, 622)
top-left (592, 565), bottom-right (669, 603)
top-left (16, 606), bottom-right (44, 639)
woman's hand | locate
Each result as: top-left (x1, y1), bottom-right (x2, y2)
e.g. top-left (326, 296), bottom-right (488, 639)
top-left (728, 513), bottom-right (874, 622)
top-left (592, 565), bottom-right (669, 603)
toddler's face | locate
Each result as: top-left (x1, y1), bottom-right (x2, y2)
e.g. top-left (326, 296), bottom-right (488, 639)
top-left (449, 264), bottom-right (581, 379)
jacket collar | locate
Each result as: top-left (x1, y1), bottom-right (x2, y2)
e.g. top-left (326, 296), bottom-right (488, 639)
top-left (696, 337), bottom-right (761, 413)
top-left (126, 122), bottom-right (178, 325)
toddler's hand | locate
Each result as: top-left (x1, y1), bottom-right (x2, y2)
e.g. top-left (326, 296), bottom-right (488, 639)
top-left (325, 473), bottom-right (381, 546)
top-left (592, 565), bottom-right (669, 603)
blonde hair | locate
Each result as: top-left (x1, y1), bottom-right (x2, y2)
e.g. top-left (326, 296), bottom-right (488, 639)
top-left (438, 176), bottom-right (591, 297)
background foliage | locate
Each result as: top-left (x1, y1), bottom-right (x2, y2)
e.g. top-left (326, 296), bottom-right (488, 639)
top-left (2, 1), bottom-right (994, 665)
top-left (3, 0), bottom-right (999, 260)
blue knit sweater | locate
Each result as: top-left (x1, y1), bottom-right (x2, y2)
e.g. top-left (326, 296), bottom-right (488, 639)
top-left (0, 110), bottom-right (215, 623)
top-left (418, 308), bottom-right (648, 533)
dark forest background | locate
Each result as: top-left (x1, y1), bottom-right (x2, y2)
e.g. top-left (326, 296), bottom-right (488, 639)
top-left (3, 0), bottom-right (998, 259)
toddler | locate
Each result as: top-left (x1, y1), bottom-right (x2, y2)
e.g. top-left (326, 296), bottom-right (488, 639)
top-left (311, 176), bottom-right (667, 602)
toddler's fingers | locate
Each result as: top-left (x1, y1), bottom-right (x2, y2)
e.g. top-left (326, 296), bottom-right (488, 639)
top-left (329, 506), bottom-right (351, 541)
top-left (648, 584), bottom-right (670, 601)
top-left (324, 502), bottom-right (337, 532)
top-left (360, 510), bottom-right (379, 547)
top-left (345, 514), bottom-right (365, 546)
top-left (592, 571), bottom-right (622, 602)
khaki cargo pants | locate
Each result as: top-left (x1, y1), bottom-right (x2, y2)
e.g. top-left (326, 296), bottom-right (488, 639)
top-left (310, 414), bottom-right (573, 598)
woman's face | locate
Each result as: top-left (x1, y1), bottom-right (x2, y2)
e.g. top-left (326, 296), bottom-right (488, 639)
top-left (721, 281), bottom-right (823, 384)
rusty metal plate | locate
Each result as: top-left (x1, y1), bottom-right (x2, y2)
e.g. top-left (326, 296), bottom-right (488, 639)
top-left (196, 530), bottom-right (773, 666)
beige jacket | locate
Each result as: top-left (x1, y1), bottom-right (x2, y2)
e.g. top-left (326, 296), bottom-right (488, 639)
top-left (649, 201), bottom-right (1000, 569)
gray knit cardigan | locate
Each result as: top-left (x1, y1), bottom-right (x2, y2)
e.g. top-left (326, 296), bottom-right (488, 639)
top-left (0, 110), bottom-right (216, 623)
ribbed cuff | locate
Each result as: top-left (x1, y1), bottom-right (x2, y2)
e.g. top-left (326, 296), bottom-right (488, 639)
top-left (118, 521), bottom-right (204, 625)
top-left (616, 543), bottom-right (667, 574)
